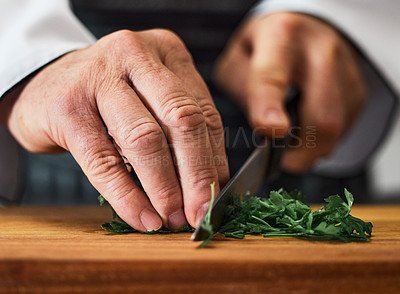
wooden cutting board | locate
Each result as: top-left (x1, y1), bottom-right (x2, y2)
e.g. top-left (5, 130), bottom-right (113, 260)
top-left (0, 205), bottom-right (399, 293)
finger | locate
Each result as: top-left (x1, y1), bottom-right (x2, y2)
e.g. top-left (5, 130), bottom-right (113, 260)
top-left (97, 80), bottom-right (188, 231)
top-left (124, 41), bottom-right (220, 228)
top-left (282, 57), bottom-right (345, 172)
top-left (63, 105), bottom-right (163, 232)
top-left (159, 37), bottom-right (230, 188)
top-left (246, 20), bottom-right (295, 137)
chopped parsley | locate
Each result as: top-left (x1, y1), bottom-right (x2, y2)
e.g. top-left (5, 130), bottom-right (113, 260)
top-left (216, 188), bottom-right (372, 242)
top-left (99, 186), bottom-right (372, 246)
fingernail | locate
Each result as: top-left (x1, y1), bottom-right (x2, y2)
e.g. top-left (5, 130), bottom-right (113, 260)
top-left (140, 209), bottom-right (162, 232)
top-left (264, 109), bottom-right (285, 125)
top-left (167, 210), bottom-right (188, 231)
top-left (195, 202), bottom-right (210, 227)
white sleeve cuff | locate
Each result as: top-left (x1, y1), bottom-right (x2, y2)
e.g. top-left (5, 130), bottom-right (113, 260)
top-left (0, 0), bottom-right (96, 98)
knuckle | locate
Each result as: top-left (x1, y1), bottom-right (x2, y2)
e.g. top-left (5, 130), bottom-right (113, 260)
top-left (151, 28), bottom-right (184, 47)
top-left (202, 103), bottom-right (224, 132)
top-left (172, 105), bottom-right (205, 130)
top-left (188, 167), bottom-right (218, 189)
top-left (151, 28), bottom-right (193, 64)
top-left (166, 46), bottom-right (193, 67)
top-left (86, 57), bottom-right (121, 94)
top-left (83, 148), bottom-right (122, 179)
top-left (319, 34), bottom-right (343, 60)
top-left (162, 94), bottom-right (205, 129)
top-left (105, 29), bottom-right (136, 45)
top-left (264, 13), bottom-right (302, 37)
top-left (101, 30), bottom-right (146, 57)
top-left (113, 29), bottom-right (135, 39)
top-left (312, 48), bottom-right (338, 70)
top-left (310, 35), bottom-right (342, 68)
top-left (324, 39), bottom-right (342, 60)
top-left (122, 121), bottom-right (164, 151)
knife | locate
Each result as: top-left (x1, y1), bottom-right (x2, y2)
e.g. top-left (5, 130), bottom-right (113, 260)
top-left (191, 88), bottom-right (299, 242)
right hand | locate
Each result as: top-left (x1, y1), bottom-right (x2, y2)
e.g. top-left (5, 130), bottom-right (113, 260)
top-left (1, 29), bottom-right (229, 231)
top-left (214, 13), bottom-right (366, 173)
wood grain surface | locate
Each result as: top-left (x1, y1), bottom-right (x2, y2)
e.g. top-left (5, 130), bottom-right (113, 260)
top-left (0, 205), bottom-right (399, 293)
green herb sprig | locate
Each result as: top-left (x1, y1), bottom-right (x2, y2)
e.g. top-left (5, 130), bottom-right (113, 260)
top-left (198, 181), bottom-right (216, 247)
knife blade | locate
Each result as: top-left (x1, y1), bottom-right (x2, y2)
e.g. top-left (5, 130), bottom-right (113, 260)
top-left (191, 88), bottom-right (299, 242)
top-left (192, 137), bottom-right (277, 241)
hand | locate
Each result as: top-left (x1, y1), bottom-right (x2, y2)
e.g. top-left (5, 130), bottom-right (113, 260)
top-left (1, 29), bottom-right (229, 231)
top-left (214, 12), bottom-right (366, 172)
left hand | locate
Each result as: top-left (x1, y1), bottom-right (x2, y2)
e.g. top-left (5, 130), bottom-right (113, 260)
top-left (214, 12), bottom-right (366, 173)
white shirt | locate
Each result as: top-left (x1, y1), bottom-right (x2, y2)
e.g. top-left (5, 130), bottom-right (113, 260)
top-left (0, 0), bottom-right (399, 201)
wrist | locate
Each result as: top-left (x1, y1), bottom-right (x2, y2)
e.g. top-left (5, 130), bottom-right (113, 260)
top-left (0, 78), bottom-right (30, 127)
